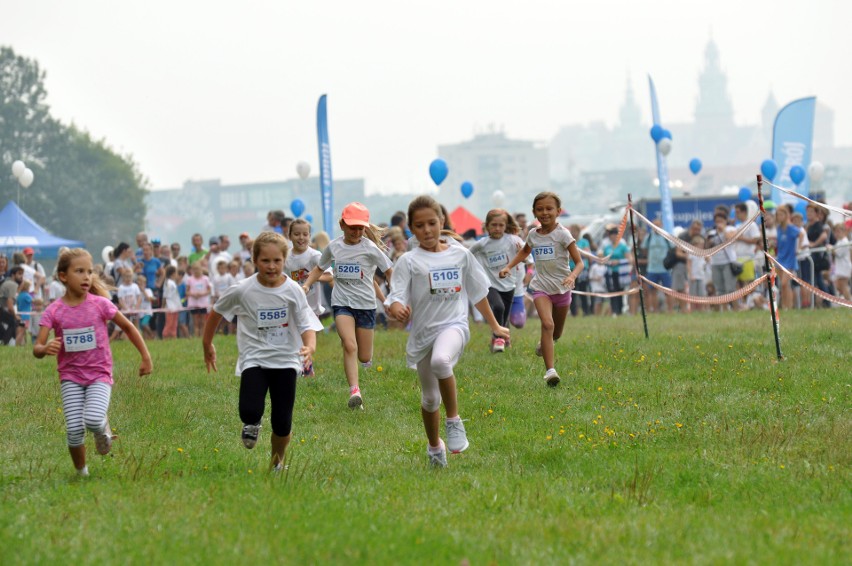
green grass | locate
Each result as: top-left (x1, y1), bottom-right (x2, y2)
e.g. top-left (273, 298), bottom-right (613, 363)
top-left (1, 310), bottom-right (849, 564)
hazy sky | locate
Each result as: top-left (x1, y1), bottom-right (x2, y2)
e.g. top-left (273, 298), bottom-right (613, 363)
top-left (2, 0), bottom-right (849, 195)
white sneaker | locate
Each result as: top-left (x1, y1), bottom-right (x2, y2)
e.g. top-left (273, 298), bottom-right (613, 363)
top-left (94, 421), bottom-right (113, 455)
top-left (492, 338), bottom-right (505, 353)
top-left (446, 419), bottom-right (469, 454)
top-left (427, 440), bottom-right (447, 468)
top-left (544, 368), bottom-right (560, 387)
top-left (241, 423), bottom-right (261, 449)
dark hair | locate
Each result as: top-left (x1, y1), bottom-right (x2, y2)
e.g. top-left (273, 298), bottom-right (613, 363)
top-left (390, 211), bottom-right (406, 227)
top-left (735, 202), bottom-right (748, 213)
top-left (408, 195), bottom-right (443, 228)
top-left (9, 265), bottom-right (24, 276)
top-left (165, 265), bottom-right (177, 279)
top-left (289, 218), bottom-right (311, 238)
top-left (114, 242), bottom-right (130, 257)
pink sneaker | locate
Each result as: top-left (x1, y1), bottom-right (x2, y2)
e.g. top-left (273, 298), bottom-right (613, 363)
top-left (492, 338), bottom-right (505, 353)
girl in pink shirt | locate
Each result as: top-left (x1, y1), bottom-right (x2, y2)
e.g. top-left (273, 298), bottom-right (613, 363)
top-left (186, 262), bottom-right (212, 337)
top-left (34, 249), bottom-right (152, 477)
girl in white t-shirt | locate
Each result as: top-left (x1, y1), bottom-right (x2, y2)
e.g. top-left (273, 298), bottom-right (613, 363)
top-left (203, 232), bottom-right (323, 471)
top-left (468, 209), bottom-right (524, 353)
top-left (386, 196), bottom-right (509, 467)
top-left (500, 192), bottom-right (584, 387)
top-left (303, 203), bottom-right (393, 409)
top-left (285, 219), bottom-right (332, 376)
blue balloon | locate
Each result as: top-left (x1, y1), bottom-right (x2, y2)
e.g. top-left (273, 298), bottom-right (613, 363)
top-left (429, 158), bottom-right (448, 186)
top-left (794, 201), bottom-right (808, 216)
top-left (689, 158), bottom-right (702, 175)
top-left (660, 129), bottom-right (672, 141)
top-left (760, 159), bottom-right (778, 182)
top-left (738, 187), bottom-right (752, 202)
top-left (789, 165), bottom-right (806, 186)
top-left (460, 181), bottom-right (474, 199)
top-left (305, 214), bottom-right (313, 223)
top-left (290, 198), bottom-right (305, 218)
top-left (650, 124), bottom-right (664, 143)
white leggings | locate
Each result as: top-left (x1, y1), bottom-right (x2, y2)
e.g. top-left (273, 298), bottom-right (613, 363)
top-left (416, 327), bottom-right (465, 412)
top-left (60, 381), bottom-right (111, 447)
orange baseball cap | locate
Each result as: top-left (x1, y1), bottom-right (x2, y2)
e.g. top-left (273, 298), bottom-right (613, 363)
top-left (341, 202), bottom-right (370, 227)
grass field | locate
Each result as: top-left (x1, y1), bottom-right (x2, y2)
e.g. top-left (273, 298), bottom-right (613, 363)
top-left (1, 309), bottom-right (849, 564)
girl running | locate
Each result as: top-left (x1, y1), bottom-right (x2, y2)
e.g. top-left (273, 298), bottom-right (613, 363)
top-left (34, 249), bottom-right (152, 477)
top-left (386, 196), bottom-right (509, 467)
top-left (499, 191), bottom-right (584, 387)
top-left (203, 232), bottom-right (322, 471)
top-left (285, 219), bottom-right (332, 376)
top-left (467, 209), bottom-right (524, 353)
top-left (302, 202), bottom-right (392, 409)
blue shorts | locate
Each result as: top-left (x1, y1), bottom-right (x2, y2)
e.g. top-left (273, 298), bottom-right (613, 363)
top-left (332, 305), bottom-right (376, 329)
top-left (646, 271), bottom-right (672, 288)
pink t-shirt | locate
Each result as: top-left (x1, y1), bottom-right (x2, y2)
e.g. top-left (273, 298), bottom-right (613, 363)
top-left (186, 275), bottom-right (212, 309)
top-left (40, 293), bottom-right (119, 385)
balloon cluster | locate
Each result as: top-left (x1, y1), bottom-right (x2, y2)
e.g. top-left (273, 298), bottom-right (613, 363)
top-left (649, 125), bottom-right (673, 156)
top-left (11, 160), bottom-right (34, 188)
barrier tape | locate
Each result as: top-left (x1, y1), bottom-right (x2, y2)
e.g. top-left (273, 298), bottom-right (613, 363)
top-left (631, 208), bottom-right (760, 259)
top-left (571, 287), bottom-right (640, 299)
top-left (765, 181), bottom-right (852, 218)
top-left (638, 274), bottom-right (769, 305)
top-left (764, 252), bottom-right (852, 309)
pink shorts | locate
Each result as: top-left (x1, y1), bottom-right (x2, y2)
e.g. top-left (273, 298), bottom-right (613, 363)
top-left (531, 290), bottom-right (572, 308)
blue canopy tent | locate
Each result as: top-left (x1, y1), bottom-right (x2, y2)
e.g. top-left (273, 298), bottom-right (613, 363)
top-left (0, 201), bottom-right (85, 257)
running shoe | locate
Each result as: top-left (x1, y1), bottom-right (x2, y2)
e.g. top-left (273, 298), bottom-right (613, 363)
top-left (302, 359), bottom-right (315, 377)
top-left (535, 342), bottom-right (543, 357)
top-left (94, 421), bottom-right (113, 455)
top-left (446, 419), bottom-right (469, 454)
top-left (241, 423), bottom-right (261, 449)
top-left (492, 338), bottom-right (505, 353)
top-left (348, 389), bottom-right (363, 409)
top-left (544, 368), bottom-right (560, 387)
top-left (427, 440), bottom-right (448, 468)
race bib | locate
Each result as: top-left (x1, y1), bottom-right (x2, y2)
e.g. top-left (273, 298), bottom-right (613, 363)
top-left (429, 267), bottom-right (462, 294)
top-left (63, 326), bottom-right (97, 352)
top-left (336, 263), bottom-right (362, 280)
top-left (532, 245), bottom-right (556, 260)
top-left (257, 307), bottom-right (289, 329)
top-left (487, 252), bottom-right (508, 269)
top-left (263, 326), bottom-right (288, 346)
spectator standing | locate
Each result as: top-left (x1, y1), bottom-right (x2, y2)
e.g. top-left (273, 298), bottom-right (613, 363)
top-left (188, 233), bottom-right (207, 268)
top-left (22, 247), bottom-right (46, 300)
top-left (0, 266), bottom-right (23, 345)
top-left (831, 223), bottom-right (851, 301)
top-left (641, 218), bottom-right (674, 313)
top-left (707, 212), bottom-right (738, 304)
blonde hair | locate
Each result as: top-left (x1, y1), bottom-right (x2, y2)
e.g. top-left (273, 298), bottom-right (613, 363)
top-left (338, 218), bottom-right (386, 248)
top-left (56, 248), bottom-right (111, 298)
top-left (288, 218), bottom-right (311, 238)
top-left (312, 231), bottom-right (330, 251)
top-left (251, 231), bottom-right (290, 264)
top-left (532, 191), bottom-right (562, 212)
top-left (485, 208), bottom-right (520, 235)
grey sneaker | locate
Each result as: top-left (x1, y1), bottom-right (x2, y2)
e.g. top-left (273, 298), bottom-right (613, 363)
top-left (535, 342), bottom-right (543, 357)
top-left (94, 421), bottom-right (113, 455)
top-left (544, 368), bottom-right (560, 387)
top-left (427, 440), bottom-right (447, 468)
top-left (446, 419), bottom-right (469, 454)
top-left (348, 390), bottom-right (363, 409)
top-left (242, 423), bottom-right (261, 449)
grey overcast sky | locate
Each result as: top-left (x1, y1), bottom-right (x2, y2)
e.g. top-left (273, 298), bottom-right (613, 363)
top-left (2, 0), bottom-right (849, 194)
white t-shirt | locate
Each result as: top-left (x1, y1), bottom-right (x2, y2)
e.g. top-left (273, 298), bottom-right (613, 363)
top-left (688, 254), bottom-right (707, 281)
top-left (117, 283), bottom-right (141, 311)
top-left (709, 226), bottom-right (737, 266)
top-left (212, 273), bottom-right (237, 298)
top-left (163, 279), bottom-right (181, 311)
top-left (833, 237), bottom-right (851, 279)
top-left (213, 274), bottom-right (323, 375)
top-left (209, 251), bottom-right (233, 271)
top-left (319, 237), bottom-right (393, 310)
top-left (385, 244), bottom-right (490, 368)
top-left (141, 287), bottom-right (155, 315)
top-left (407, 235), bottom-right (466, 252)
top-left (48, 279), bottom-right (66, 302)
top-left (467, 234), bottom-right (525, 293)
top-left (734, 221), bottom-right (761, 260)
top-left (285, 247), bottom-right (326, 315)
top-left (525, 224), bottom-right (576, 295)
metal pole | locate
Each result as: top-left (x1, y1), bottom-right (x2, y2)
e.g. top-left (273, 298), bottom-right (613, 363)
top-left (627, 194), bottom-right (649, 339)
top-left (756, 175), bottom-right (783, 360)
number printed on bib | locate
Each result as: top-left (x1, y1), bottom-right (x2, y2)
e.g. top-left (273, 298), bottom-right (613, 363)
top-left (533, 245), bottom-right (556, 259)
top-left (429, 267), bottom-right (462, 294)
top-left (336, 263), bottom-right (362, 280)
top-left (257, 307), bottom-right (289, 328)
top-left (63, 326), bottom-right (97, 352)
top-left (487, 252), bottom-right (508, 269)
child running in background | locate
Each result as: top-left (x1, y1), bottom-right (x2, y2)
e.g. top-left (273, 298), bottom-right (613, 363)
top-left (467, 208), bottom-right (524, 353)
top-left (136, 275), bottom-right (155, 340)
top-left (187, 261), bottom-right (212, 337)
top-left (500, 191), bottom-right (584, 387)
top-left (302, 202), bottom-right (393, 409)
top-left (203, 232), bottom-right (322, 471)
top-left (285, 219), bottom-right (332, 376)
top-left (211, 259), bottom-right (237, 335)
top-left (162, 266), bottom-right (182, 339)
top-left (34, 249), bottom-right (152, 477)
top-left (386, 196), bottom-right (509, 467)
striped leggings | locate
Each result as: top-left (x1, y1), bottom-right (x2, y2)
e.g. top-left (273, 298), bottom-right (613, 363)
top-left (60, 381), bottom-right (111, 447)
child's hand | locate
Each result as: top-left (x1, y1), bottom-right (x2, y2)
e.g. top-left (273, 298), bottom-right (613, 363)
top-left (43, 338), bottom-right (62, 356)
top-left (492, 325), bottom-right (510, 340)
top-left (301, 284), bottom-right (310, 294)
top-left (204, 344), bottom-right (217, 373)
top-left (388, 303), bottom-right (411, 323)
top-left (498, 268), bottom-right (510, 279)
top-left (562, 274), bottom-right (576, 289)
top-left (139, 356), bottom-right (153, 377)
top-left (299, 344), bottom-right (315, 362)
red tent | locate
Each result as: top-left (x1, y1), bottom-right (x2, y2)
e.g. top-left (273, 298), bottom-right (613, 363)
top-left (449, 206), bottom-right (482, 236)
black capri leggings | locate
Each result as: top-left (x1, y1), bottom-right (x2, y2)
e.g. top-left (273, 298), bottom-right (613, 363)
top-left (487, 287), bottom-right (515, 330)
top-left (239, 367), bottom-right (298, 437)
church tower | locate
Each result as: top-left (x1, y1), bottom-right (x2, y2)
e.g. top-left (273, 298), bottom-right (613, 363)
top-left (694, 38), bottom-right (735, 128)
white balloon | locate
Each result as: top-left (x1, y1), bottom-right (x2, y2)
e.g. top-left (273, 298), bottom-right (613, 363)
top-left (296, 161), bottom-right (311, 180)
top-left (19, 168), bottom-right (34, 188)
top-left (657, 138), bottom-right (672, 156)
top-left (808, 161), bottom-right (824, 183)
top-left (745, 199), bottom-right (759, 218)
top-left (492, 190), bottom-right (505, 207)
top-left (101, 246), bottom-right (114, 264)
top-left (11, 160), bottom-right (25, 179)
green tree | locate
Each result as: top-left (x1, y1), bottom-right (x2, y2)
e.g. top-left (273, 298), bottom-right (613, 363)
top-left (1, 46), bottom-right (148, 257)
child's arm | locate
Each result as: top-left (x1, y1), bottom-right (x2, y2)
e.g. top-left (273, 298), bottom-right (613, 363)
top-left (474, 296), bottom-right (510, 339)
top-left (499, 244), bottom-right (532, 278)
top-left (562, 242), bottom-right (584, 288)
top-left (113, 312), bottom-right (153, 376)
top-left (202, 311), bottom-right (224, 373)
top-left (33, 326), bottom-right (61, 358)
top-left (372, 278), bottom-right (386, 304)
top-left (299, 329), bottom-right (317, 365)
top-left (302, 266), bottom-right (326, 292)
top-left (318, 270), bottom-right (333, 284)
